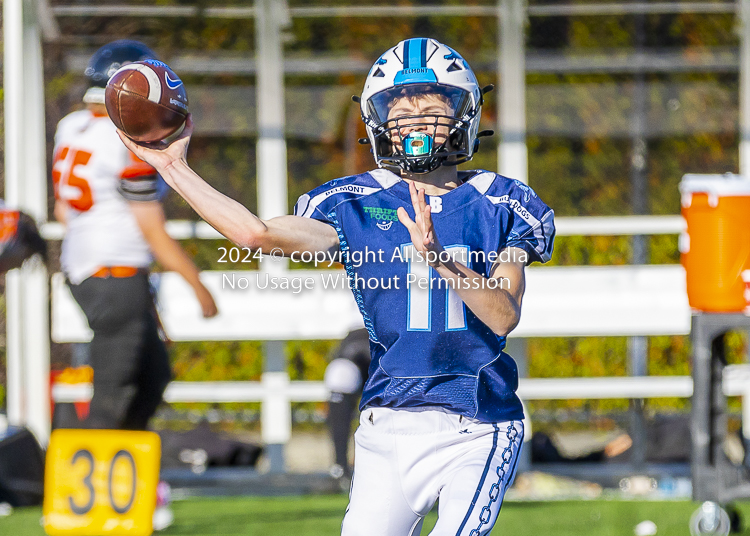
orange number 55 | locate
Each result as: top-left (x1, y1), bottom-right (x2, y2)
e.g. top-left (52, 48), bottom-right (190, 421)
top-left (52, 147), bottom-right (94, 212)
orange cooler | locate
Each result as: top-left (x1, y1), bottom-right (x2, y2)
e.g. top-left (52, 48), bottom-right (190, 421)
top-left (680, 174), bottom-right (750, 312)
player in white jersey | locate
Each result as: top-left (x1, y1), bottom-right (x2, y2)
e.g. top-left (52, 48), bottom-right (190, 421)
top-left (118, 38), bottom-right (554, 535)
top-left (54, 40), bottom-right (217, 431)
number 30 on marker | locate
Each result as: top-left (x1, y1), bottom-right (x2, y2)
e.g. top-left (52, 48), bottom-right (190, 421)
top-left (43, 429), bottom-right (161, 536)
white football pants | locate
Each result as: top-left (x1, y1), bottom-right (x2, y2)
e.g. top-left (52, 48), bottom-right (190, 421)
top-left (341, 407), bottom-right (524, 536)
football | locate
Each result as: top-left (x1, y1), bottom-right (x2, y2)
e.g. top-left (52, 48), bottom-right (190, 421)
top-left (105, 59), bottom-right (188, 143)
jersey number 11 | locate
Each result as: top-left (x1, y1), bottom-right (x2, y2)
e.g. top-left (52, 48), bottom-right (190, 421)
top-left (402, 243), bottom-right (468, 332)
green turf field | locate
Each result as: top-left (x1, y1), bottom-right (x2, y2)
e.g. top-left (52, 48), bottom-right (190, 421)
top-left (4, 495), bottom-right (750, 535)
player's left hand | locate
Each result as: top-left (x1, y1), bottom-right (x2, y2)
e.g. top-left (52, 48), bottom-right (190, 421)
top-left (397, 181), bottom-right (445, 267)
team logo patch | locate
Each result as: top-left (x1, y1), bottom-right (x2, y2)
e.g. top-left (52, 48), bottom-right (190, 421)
top-left (364, 206), bottom-right (398, 231)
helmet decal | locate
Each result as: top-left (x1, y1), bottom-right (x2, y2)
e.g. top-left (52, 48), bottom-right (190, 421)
top-left (394, 38), bottom-right (438, 85)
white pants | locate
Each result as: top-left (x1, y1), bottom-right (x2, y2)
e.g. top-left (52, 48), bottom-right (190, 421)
top-left (341, 407), bottom-right (524, 536)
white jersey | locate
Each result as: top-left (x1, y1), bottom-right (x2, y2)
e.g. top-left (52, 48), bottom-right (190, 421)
top-left (54, 109), bottom-right (158, 284)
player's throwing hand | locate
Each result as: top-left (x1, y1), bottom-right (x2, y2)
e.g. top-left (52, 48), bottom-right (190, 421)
top-left (117, 114), bottom-right (194, 178)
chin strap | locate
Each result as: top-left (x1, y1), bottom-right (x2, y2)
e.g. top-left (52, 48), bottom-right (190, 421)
top-left (82, 87), bottom-right (106, 105)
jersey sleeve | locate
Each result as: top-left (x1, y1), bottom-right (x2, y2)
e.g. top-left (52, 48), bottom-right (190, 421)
top-left (500, 179), bottom-right (555, 264)
top-left (293, 175), bottom-right (382, 225)
top-left (118, 151), bottom-right (161, 202)
top-left (293, 190), bottom-right (333, 225)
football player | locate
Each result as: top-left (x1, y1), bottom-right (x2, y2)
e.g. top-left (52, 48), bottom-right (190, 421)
top-left (0, 208), bottom-right (46, 272)
top-left (120, 38), bottom-right (555, 536)
top-left (53, 40), bottom-right (218, 433)
top-left (324, 327), bottom-right (370, 484)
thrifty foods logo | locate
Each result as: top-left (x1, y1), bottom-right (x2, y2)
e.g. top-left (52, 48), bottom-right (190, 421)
top-left (364, 206), bottom-right (399, 231)
top-left (364, 206), bottom-right (399, 222)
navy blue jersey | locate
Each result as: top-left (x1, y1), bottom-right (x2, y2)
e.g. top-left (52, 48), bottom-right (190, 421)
top-left (294, 169), bottom-right (555, 422)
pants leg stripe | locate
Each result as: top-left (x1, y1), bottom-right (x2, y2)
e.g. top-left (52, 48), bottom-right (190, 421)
top-left (455, 423), bottom-right (500, 536)
top-left (467, 422), bottom-right (520, 536)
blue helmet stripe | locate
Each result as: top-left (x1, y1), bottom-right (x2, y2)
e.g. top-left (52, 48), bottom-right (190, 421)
top-left (396, 38), bottom-right (434, 84)
top-left (403, 38), bottom-right (426, 69)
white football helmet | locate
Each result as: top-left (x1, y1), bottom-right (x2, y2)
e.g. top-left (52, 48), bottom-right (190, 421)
top-left (359, 38), bottom-right (487, 174)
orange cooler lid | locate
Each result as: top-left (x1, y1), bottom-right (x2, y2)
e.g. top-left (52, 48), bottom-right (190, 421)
top-left (680, 173), bottom-right (750, 208)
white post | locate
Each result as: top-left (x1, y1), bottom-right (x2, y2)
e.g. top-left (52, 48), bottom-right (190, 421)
top-left (255, 0), bottom-right (291, 473)
top-left (260, 372), bottom-right (292, 444)
top-left (743, 385), bottom-right (750, 445)
top-left (740, 0), bottom-right (750, 178)
top-left (497, 0), bottom-right (529, 184)
top-left (256, 0), bottom-right (290, 232)
top-left (22, 0), bottom-right (50, 446)
top-left (22, 0), bottom-right (49, 221)
top-left (4, 0), bottom-right (25, 429)
top-left (3, 0), bottom-right (51, 445)
top-left (22, 263), bottom-right (50, 445)
top-left (4, 272), bottom-right (23, 426)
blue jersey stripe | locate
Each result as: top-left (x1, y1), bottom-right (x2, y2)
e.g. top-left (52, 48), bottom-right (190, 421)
top-left (328, 209), bottom-right (380, 346)
top-left (456, 423), bottom-right (499, 535)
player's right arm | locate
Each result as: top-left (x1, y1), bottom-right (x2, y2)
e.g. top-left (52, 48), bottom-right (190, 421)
top-left (116, 117), bottom-right (340, 257)
top-left (129, 201), bottom-right (218, 318)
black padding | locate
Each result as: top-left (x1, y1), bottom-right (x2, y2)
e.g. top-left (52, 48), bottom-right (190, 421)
top-left (0, 426), bottom-right (45, 507)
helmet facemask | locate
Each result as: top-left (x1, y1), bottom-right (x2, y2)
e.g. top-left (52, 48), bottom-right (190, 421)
top-left (364, 83), bottom-right (479, 174)
top-left (373, 113), bottom-right (474, 174)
